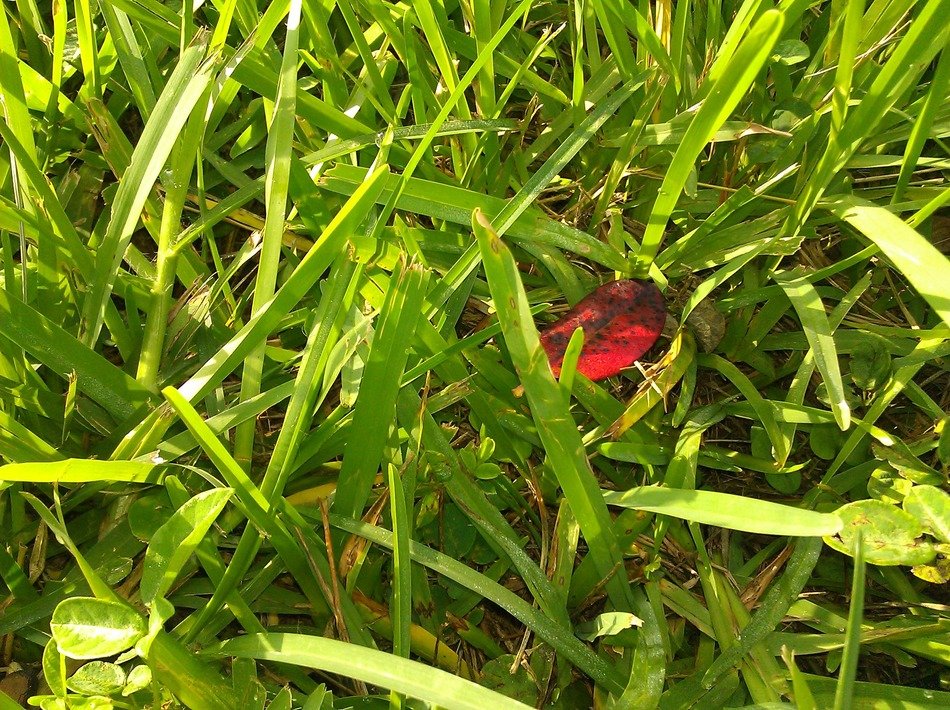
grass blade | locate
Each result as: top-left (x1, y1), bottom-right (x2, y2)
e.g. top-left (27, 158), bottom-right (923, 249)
top-left (833, 532), bottom-right (865, 710)
top-left (80, 33), bottom-right (216, 346)
top-left (636, 9), bottom-right (784, 272)
top-left (233, 0), bottom-right (303, 470)
top-left (177, 165), bottom-right (389, 404)
top-left (603, 489), bottom-right (841, 537)
top-left (827, 197), bottom-right (950, 328)
top-left (213, 632), bottom-right (532, 710)
top-left (774, 272), bottom-right (851, 431)
top-left (333, 262), bottom-right (429, 519)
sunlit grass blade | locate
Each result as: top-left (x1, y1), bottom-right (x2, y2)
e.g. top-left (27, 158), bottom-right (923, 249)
top-left (827, 196), bottom-right (950, 328)
top-left (333, 262), bottom-right (428, 519)
top-left (178, 165), bottom-right (389, 404)
top-left (636, 9), bottom-right (784, 272)
top-left (213, 633), bottom-right (531, 710)
top-left (361, 0), bottom-right (534, 242)
top-left (80, 33), bottom-right (216, 347)
top-left (787, 1), bottom-right (950, 230)
top-left (774, 272), bottom-right (850, 431)
top-left (0, 459), bottom-right (158, 483)
top-left (233, 0), bottom-right (303, 471)
top-left (603, 489), bottom-right (840, 537)
top-left (320, 164), bottom-right (627, 271)
top-left (893, 45), bottom-right (950, 205)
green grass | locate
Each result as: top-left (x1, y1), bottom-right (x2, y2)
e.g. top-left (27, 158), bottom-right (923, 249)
top-left (1, 0), bottom-right (949, 708)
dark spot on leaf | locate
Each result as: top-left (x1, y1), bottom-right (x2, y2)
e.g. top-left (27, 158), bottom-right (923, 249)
top-left (538, 280), bottom-right (665, 380)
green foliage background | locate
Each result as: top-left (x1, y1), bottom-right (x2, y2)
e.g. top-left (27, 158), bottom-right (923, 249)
top-left (0, 0), bottom-right (949, 708)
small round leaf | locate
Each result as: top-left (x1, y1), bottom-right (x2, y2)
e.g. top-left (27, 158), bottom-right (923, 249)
top-left (122, 665), bottom-right (152, 697)
top-left (850, 338), bottom-right (891, 391)
top-left (66, 661), bottom-right (126, 696)
top-left (868, 465), bottom-right (913, 504)
top-left (51, 598), bottom-right (146, 659)
top-left (771, 39), bottom-right (810, 65)
top-left (903, 485), bottom-right (950, 543)
top-left (826, 500), bottom-right (937, 566)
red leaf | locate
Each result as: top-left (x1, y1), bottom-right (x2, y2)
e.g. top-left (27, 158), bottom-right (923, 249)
top-left (540, 280), bottom-right (666, 381)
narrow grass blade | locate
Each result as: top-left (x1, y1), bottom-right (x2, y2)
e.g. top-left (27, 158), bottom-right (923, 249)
top-left (774, 272), bottom-right (850, 431)
top-left (161, 387), bottom-right (343, 632)
top-left (828, 0), bottom-right (864, 141)
top-left (893, 43), bottom-right (950, 204)
top-left (603, 488), bottom-right (841, 537)
top-left (788, 1), bottom-right (950, 230)
top-left (178, 165), bottom-right (389, 404)
top-left (473, 210), bottom-right (667, 704)
top-left (362, 0), bottom-right (535, 242)
top-left (834, 532), bottom-right (865, 710)
top-left (80, 33), bottom-right (215, 346)
top-left (0, 0), bottom-right (40, 166)
top-left (395, 388), bottom-right (573, 628)
top-left (0, 120), bottom-right (93, 275)
top-left (98, 1), bottom-right (157, 117)
top-left (213, 633), bottom-right (531, 710)
top-left (320, 164), bottom-right (627, 271)
top-left (636, 10), bottom-right (784, 271)
top-left (233, 0), bottom-right (303, 470)
top-left (333, 262), bottom-right (428, 519)
top-left (827, 196), bottom-right (950, 328)
top-left (777, 274), bottom-right (871, 466)
top-left (803, 674), bottom-right (950, 709)
top-left (0, 411), bottom-right (63, 462)
top-left (387, 463), bottom-right (412, 661)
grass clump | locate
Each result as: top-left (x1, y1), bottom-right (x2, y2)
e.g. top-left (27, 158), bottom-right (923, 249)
top-left (1, 1), bottom-right (949, 708)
